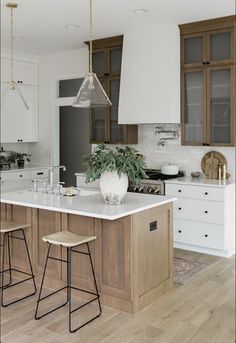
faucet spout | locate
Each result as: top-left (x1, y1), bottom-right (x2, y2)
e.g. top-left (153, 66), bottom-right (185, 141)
top-left (48, 165), bottom-right (66, 185)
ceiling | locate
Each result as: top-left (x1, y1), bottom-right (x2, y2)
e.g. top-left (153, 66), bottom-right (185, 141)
top-left (1, 0), bottom-right (235, 55)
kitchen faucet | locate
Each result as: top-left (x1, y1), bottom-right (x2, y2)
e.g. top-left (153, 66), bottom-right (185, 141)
top-left (48, 165), bottom-right (66, 186)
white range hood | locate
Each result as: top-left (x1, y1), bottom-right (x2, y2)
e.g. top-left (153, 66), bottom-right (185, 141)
top-left (118, 24), bottom-right (180, 124)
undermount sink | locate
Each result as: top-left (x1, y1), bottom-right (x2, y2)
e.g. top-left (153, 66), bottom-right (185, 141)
top-left (78, 188), bottom-right (99, 196)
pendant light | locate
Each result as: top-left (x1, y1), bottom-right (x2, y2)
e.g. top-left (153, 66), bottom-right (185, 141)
top-left (72, 0), bottom-right (112, 108)
top-left (2, 3), bottom-right (29, 110)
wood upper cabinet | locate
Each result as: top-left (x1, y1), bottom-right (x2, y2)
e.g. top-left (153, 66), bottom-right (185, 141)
top-left (87, 35), bottom-right (138, 144)
top-left (179, 16), bottom-right (235, 146)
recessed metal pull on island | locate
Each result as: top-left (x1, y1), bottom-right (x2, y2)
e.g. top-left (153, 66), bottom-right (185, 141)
top-left (0, 190), bottom-right (176, 313)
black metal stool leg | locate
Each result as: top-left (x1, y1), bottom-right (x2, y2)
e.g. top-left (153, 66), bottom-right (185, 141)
top-left (1, 233), bottom-right (7, 304)
top-left (34, 239), bottom-right (102, 333)
top-left (1, 229), bottom-right (37, 307)
top-left (21, 229), bottom-right (37, 294)
top-left (0, 233), bottom-right (12, 289)
top-left (68, 248), bottom-right (73, 333)
top-left (35, 243), bottom-right (51, 319)
top-left (68, 243), bottom-right (102, 333)
top-left (7, 233), bottom-right (12, 285)
top-left (35, 244), bottom-right (68, 320)
top-left (86, 243), bottom-right (102, 315)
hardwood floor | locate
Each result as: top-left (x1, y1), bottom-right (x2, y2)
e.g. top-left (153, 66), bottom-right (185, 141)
top-left (1, 252), bottom-right (235, 343)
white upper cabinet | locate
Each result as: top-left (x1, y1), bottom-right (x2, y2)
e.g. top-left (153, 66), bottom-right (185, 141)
top-left (1, 57), bottom-right (39, 143)
top-left (1, 58), bottom-right (38, 86)
top-left (118, 25), bottom-right (180, 124)
top-left (1, 84), bottom-right (38, 143)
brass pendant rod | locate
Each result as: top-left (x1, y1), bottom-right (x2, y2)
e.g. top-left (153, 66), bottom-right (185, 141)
top-left (89, 0), bottom-right (93, 74)
top-left (6, 3), bottom-right (17, 83)
top-left (10, 6), bottom-right (14, 82)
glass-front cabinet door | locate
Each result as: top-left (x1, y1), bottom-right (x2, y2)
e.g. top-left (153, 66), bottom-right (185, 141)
top-left (89, 36), bottom-right (138, 144)
top-left (109, 78), bottom-right (123, 143)
top-left (109, 47), bottom-right (122, 76)
top-left (207, 29), bottom-right (234, 66)
top-left (182, 70), bottom-right (206, 145)
top-left (182, 33), bottom-right (206, 68)
top-left (92, 50), bottom-right (106, 77)
top-left (90, 78), bottom-right (107, 143)
top-left (207, 67), bottom-right (234, 146)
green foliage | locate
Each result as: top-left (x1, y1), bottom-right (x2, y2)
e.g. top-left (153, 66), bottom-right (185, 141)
top-left (84, 144), bottom-right (147, 184)
top-left (10, 152), bottom-right (31, 162)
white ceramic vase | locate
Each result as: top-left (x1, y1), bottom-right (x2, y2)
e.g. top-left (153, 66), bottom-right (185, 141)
top-left (100, 171), bottom-right (128, 205)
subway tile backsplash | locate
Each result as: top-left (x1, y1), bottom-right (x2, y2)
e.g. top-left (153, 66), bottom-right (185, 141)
top-left (131, 124), bottom-right (235, 179)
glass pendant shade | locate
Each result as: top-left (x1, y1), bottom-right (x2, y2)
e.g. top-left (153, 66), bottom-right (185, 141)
top-left (1, 81), bottom-right (29, 109)
top-left (72, 72), bottom-right (112, 108)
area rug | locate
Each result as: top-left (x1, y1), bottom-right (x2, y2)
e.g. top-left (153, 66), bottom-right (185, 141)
top-left (173, 257), bottom-right (210, 285)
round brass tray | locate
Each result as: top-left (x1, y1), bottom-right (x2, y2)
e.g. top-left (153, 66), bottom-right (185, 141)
top-left (201, 151), bottom-right (227, 179)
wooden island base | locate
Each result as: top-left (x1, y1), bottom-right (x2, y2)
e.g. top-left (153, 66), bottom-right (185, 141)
top-left (1, 202), bottom-right (173, 313)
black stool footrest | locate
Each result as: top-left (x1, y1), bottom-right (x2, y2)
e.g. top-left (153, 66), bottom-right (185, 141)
top-left (71, 295), bottom-right (99, 315)
top-left (36, 286), bottom-right (67, 304)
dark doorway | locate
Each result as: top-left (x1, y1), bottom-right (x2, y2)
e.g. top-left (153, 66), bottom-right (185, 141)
top-left (59, 105), bottom-right (90, 186)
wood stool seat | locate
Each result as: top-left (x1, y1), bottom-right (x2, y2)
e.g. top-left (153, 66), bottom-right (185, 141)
top-left (0, 220), bottom-right (30, 233)
top-left (42, 231), bottom-right (96, 247)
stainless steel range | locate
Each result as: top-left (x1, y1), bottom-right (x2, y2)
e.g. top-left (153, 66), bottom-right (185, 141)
top-left (128, 169), bottom-right (185, 195)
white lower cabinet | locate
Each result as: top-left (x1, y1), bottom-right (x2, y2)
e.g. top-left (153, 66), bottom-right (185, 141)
top-left (173, 198), bottom-right (224, 225)
top-left (173, 219), bottom-right (224, 250)
top-left (0, 168), bottom-right (48, 192)
top-left (166, 181), bottom-right (235, 257)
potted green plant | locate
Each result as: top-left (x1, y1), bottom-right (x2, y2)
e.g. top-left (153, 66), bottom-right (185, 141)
top-left (84, 144), bottom-right (147, 204)
top-left (10, 152), bottom-right (31, 168)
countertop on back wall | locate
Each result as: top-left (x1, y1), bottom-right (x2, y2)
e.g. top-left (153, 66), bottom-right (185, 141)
top-left (0, 165), bottom-right (49, 173)
top-left (165, 176), bottom-right (235, 187)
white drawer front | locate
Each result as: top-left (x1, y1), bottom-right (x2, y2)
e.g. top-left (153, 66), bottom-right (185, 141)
top-left (174, 198), bottom-right (224, 225)
top-left (166, 183), bottom-right (224, 202)
top-left (30, 169), bottom-right (48, 179)
top-left (173, 219), bottom-right (224, 250)
top-left (1, 171), bottom-right (31, 181)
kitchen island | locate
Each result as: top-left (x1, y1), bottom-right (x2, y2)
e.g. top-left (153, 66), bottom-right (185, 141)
top-left (1, 189), bottom-right (176, 313)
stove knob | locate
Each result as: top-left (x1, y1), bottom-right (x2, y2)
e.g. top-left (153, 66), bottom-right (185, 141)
top-left (154, 188), bottom-right (160, 194)
top-left (139, 187), bottom-right (143, 192)
top-left (148, 188), bottom-right (153, 193)
top-left (133, 186), bottom-right (137, 191)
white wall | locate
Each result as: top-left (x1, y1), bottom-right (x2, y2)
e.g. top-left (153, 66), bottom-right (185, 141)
top-left (29, 47), bottom-right (88, 165)
top-left (134, 124), bottom-right (235, 179)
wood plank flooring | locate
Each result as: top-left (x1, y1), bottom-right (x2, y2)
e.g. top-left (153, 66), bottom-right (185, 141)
top-left (0, 251), bottom-right (235, 343)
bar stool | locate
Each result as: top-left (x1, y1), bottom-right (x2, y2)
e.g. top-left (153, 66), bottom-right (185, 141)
top-left (0, 220), bottom-right (37, 307)
top-left (35, 230), bottom-right (102, 333)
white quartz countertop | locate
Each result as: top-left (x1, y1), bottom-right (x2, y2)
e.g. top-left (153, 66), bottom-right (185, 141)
top-left (0, 165), bottom-right (49, 173)
top-left (0, 189), bottom-right (176, 220)
top-left (165, 176), bottom-right (235, 187)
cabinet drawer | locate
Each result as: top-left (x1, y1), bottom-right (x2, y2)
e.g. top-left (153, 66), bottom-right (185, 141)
top-left (166, 183), bottom-right (224, 202)
top-left (174, 198), bottom-right (224, 224)
top-left (30, 169), bottom-right (48, 179)
top-left (1, 171), bottom-right (31, 181)
top-left (173, 219), bottom-right (224, 250)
